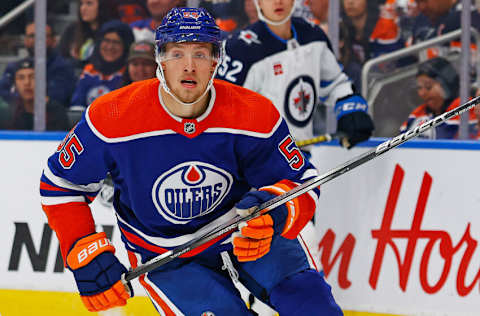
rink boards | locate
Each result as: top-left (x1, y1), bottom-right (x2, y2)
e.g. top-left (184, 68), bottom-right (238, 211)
top-left (0, 131), bottom-right (479, 316)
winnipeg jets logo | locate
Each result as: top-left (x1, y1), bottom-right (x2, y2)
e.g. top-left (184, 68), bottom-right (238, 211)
top-left (238, 30), bottom-right (261, 45)
top-left (284, 75), bottom-right (317, 127)
top-left (152, 162), bottom-right (233, 224)
top-left (184, 122), bottom-right (196, 134)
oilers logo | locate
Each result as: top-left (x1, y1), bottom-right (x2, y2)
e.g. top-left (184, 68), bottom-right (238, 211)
top-left (284, 76), bottom-right (317, 127)
top-left (152, 162), bottom-right (233, 224)
top-left (87, 85), bottom-right (111, 105)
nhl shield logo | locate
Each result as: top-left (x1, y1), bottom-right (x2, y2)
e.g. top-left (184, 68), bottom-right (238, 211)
top-left (152, 162), bottom-right (233, 224)
top-left (184, 122), bottom-right (196, 134)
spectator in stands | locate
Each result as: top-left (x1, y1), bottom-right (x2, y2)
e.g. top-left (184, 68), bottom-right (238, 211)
top-left (130, 0), bottom-right (184, 42)
top-left (58, 0), bottom-right (119, 68)
top-left (114, 0), bottom-right (148, 24)
top-left (409, 0), bottom-right (480, 60)
top-left (0, 21), bottom-right (76, 107)
top-left (71, 20), bottom-right (134, 109)
top-left (342, 0), bottom-right (404, 65)
top-left (200, 0), bottom-right (248, 33)
top-left (243, 0), bottom-right (259, 26)
top-left (400, 57), bottom-right (478, 139)
top-left (121, 40), bottom-right (156, 86)
top-left (0, 58), bottom-right (69, 131)
top-left (304, 0), bottom-right (329, 31)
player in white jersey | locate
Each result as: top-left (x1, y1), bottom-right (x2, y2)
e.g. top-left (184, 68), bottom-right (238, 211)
top-left (217, 0), bottom-right (374, 149)
top-left (217, 2), bottom-right (374, 311)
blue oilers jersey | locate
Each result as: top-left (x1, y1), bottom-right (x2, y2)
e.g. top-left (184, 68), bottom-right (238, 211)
top-left (71, 64), bottom-right (125, 109)
top-left (40, 79), bottom-right (320, 260)
top-left (217, 18), bottom-right (354, 142)
top-left (400, 98), bottom-right (478, 140)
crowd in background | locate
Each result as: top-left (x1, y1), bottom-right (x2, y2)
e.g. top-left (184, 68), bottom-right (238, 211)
top-left (0, 0), bottom-right (480, 140)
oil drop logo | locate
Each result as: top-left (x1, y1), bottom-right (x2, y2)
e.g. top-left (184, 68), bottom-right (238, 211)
top-left (152, 162), bottom-right (233, 224)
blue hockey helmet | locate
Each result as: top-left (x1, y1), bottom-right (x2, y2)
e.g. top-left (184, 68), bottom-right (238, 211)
top-left (155, 7), bottom-right (222, 55)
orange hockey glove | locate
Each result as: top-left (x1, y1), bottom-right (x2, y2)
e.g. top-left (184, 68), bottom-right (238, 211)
top-left (66, 232), bottom-right (133, 312)
top-left (233, 190), bottom-right (287, 262)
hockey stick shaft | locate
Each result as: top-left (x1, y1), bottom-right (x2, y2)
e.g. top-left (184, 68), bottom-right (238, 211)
top-left (124, 96), bottom-right (480, 282)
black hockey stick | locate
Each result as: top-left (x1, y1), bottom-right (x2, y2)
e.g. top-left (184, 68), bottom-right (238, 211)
top-left (123, 95), bottom-right (480, 283)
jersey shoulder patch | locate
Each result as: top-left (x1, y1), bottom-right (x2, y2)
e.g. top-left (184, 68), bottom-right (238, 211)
top-left (225, 22), bottom-right (275, 63)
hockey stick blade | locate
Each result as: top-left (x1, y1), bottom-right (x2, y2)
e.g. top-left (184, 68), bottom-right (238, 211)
top-left (295, 132), bottom-right (347, 148)
top-left (123, 95), bottom-right (480, 282)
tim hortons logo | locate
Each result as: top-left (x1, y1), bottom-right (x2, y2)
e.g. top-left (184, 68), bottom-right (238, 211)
top-left (319, 164), bottom-right (480, 296)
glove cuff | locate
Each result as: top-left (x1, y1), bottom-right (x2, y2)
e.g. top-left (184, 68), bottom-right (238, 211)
top-left (260, 183), bottom-right (297, 237)
top-left (67, 232), bottom-right (115, 270)
top-left (260, 179), bottom-right (316, 239)
top-left (334, 94), bottom-right (368, 120)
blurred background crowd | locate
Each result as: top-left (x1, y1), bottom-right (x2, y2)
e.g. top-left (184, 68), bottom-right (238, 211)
top-left (0, 0), bottom-right (479, 140)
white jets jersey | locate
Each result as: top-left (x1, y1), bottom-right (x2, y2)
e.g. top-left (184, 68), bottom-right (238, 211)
top-left (217, 18), bottom-right (354, 142)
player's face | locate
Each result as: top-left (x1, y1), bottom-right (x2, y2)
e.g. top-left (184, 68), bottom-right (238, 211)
top-left (416, 74), bottom-right (446, 115)
top-left (161, 42), bottom-right (217, 104)
top-left (343, 0), bottom-right (367, 18)
top-left (15, 68), bottom-right (35, 103)
top-left (128, 58), bottom-right (156, 82)
top-left (80, 0), bottom-right (99, 23)
top-left (100, 32), bottom-right (124, 63)
top-left (257, 0), bottom-right (295, 22)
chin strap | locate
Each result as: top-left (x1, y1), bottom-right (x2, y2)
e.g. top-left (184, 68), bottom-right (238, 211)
top-left (253, 0), bottom-right (297, 26)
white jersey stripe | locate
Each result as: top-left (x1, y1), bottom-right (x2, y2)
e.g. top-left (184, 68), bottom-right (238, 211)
top-left (41, 195), bottom-right (85, 205)
top-left (43, 164), bottom-right (103, 192)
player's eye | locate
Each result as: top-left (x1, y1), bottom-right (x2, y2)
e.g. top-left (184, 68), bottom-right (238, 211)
top-left (169, 51), bottom-right (184, 59)
top-left (193, 51), bottom-right (208, 59)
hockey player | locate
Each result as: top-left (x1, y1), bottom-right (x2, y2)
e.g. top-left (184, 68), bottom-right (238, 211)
top-left (217, 0), bottom-right (374, 150)
top-left (40, 7), bottom-right (343, 315)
